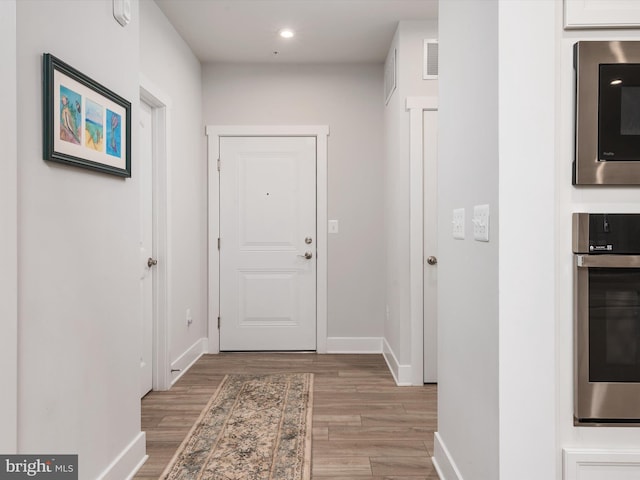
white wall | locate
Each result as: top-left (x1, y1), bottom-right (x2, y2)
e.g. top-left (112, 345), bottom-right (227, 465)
top-left (434, 1), bottom-right (499, 479)
top-left (202, 62), bottom-right (386, 342)
top-left (140, 0), bottom-right (207, 369)
top-left (556, 8), bottom-right (640, 478)
top-left (384, 27), bottom-right (406, 361)
top-left (438, 1), bottom-right (640, 479)
top-left (0, 0), bottom-right (18, 454)
top-left (383, 21), bottom-right (438, 372)
top-left (498, 1), bottom-right (557, 479)
top-left (16, 1), bottom-right (145, 478)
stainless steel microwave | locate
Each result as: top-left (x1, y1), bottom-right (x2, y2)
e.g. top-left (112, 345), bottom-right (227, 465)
top-left (574, 41), bottom-right (640, 185)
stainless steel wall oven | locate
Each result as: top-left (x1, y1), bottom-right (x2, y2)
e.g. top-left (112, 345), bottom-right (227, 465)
top-left (573, 213), bottom-right (640, 425)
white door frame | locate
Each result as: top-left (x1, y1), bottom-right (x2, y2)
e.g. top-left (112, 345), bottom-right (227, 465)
top-left (140, 76), bottom-right (171, 391)
top-left (206, 125), bottom-right (329, 354)
top-left (408, 97), bottom-right (438, 385)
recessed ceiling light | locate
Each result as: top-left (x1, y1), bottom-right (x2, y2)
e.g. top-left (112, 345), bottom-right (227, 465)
top-left (279, 29), bottom-right (295, 39)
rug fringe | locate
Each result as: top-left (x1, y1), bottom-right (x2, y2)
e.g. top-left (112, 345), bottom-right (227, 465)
top-left (302, 373), bottom-right (314, 480)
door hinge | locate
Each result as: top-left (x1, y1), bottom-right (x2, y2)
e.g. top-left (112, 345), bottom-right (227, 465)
top-left (217, 158), bottom-right (221, 171)
top-left (217, 237), bottom-right (221, 250)
top-left (217, 316), bottom-right (220, 329)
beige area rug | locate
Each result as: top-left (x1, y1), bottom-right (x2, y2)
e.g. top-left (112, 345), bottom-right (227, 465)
top-left (161, 373), bottom-right (314, 480)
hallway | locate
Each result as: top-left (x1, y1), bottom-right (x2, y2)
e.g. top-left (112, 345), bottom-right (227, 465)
top-left (134, 353), bottom-right (438, 479)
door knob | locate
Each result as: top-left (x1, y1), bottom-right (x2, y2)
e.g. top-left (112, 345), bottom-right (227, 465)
top-left (147, 257), bottom-right (158, 268)
top-left (426, 256), bottom-right (438, 265)
top-left (298, 252), bottom-right (313, 260)
top-left (305, 237), bottom-right (313, 244)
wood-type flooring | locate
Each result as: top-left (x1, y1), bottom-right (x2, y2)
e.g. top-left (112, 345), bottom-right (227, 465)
top-left (134, 353), bottom-right (438, 479)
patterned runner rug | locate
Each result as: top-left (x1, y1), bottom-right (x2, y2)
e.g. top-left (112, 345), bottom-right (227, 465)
top-left (161, 373), bottom-right (314, 480)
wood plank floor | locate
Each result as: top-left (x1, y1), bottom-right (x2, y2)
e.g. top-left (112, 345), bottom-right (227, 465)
top-left (134, 353), bottom-right (438, 479)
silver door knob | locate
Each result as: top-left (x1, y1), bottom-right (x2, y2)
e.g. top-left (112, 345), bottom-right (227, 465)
top-left (298, 252), bottom-right (313, 260)
top-left (426, 256), bottom-right (437, 265)
top-left (147, 257), bottom-right (158, 268)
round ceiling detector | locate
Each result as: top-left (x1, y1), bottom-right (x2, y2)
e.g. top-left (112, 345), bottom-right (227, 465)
top-left (279, 28), bottom-right (295, 39)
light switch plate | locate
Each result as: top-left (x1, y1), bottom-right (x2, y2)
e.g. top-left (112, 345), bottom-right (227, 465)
top-left (473, 204), bottom-right (490, 242)
top-left (328, 220), bottom-right (339, 234)
top-left (452, 208), bottom-right (465, 239)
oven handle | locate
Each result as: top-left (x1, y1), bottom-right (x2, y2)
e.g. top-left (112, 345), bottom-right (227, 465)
top-left (576, 254), bottom-right (640, 268)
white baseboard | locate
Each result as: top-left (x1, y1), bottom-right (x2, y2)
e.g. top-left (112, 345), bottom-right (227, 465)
top-left (326, 337), bottom-right (383, 353)
top-left (97, 431), bottom-right (147, 480)
top-left (170, 337), bottom-right (207, 386)
top-left (382, 338), bottom-right (413, 386)
top-left (564, 448), bottom-right (640, 480)
top-left (432, 432), bottom-right (464, 480)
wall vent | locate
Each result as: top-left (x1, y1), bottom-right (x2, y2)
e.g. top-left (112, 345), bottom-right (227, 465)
top-left (384, 48), bottom-right (397, 105)
top-left (424, 39), bottom-right (439, 79)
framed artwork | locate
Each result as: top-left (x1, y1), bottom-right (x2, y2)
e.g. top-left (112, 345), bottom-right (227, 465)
top-left (42, 53), bottom-right (131, 177)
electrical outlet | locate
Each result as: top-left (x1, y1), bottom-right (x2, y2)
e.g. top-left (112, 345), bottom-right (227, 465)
top-left (452, 208), bottom-right (465, 239)
top-left (473, 204), bottom-right (490, 242)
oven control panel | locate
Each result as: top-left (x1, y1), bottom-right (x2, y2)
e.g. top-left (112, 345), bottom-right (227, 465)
top-left (573, 213), bottom-right (640, 254)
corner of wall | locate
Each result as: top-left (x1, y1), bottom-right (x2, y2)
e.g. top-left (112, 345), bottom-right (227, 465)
top-left (433, 432), bottom-right (465, 480)
top-left (170, 337), bottom-right (208, 386)
top-left (0, 0), bottom-right (18, 454)
top-left (382, 337), bottom-right (413, 386)
top-left (97, 433), bottom-right (147, 480)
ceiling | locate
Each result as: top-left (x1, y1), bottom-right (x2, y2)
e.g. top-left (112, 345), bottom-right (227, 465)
top-left (154, 0), bottom-right (438, 64)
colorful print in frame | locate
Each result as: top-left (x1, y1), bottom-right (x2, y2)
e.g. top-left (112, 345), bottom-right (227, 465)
top-left (43, 53), bottom-right (131, 177)
top-left (59, 85), bottom-right (81, 145)
top-left (106, 109), bottom-right (122, 158)
top-left (84, 98), bottom-right (104, 151)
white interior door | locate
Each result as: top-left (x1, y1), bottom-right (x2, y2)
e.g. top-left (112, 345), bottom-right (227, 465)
top-left (139, 101), bottom-right (154, 396)
top-left (423, 110), bottom-right (438, 383)
top-left (219, 136), bottom-right (317, 351)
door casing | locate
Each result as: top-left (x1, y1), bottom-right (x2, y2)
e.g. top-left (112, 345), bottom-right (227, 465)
top-left (139, 99), bottom-right (154, 396)
top-left (422, 109), bottom-right (438, 383)
top-left (140, 78), bottom-right (170, 391)
top-left (408, 97), bottom-right (439, 385)
top-left (206, 125), bottom-right (329, 354)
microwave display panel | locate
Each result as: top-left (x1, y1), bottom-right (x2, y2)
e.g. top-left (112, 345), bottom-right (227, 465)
top-left (599, 64), bottom-right (640, 160)
top-left (621, 86), bottom-right (640, 136)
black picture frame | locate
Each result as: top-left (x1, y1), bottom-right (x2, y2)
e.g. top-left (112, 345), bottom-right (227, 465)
top-left (43, 53), bottom-right (131, 177)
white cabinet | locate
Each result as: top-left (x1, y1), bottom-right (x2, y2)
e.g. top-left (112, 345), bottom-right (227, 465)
top-left (565, 0), bottom-right (640, 29)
